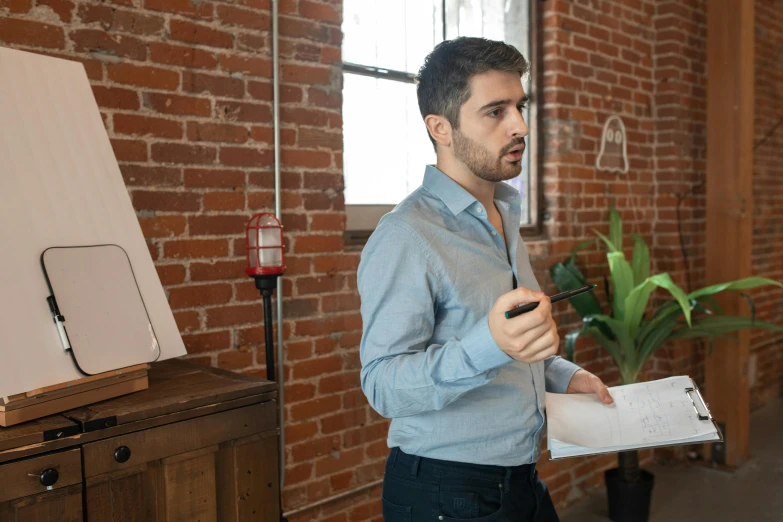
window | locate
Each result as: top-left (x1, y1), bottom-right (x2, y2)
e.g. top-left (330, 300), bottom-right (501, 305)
top-left (341, 0), bottom-right (539, 242)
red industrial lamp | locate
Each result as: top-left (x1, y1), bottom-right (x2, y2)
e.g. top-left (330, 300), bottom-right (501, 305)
top-left (245, 212), bottom-right (286, 381)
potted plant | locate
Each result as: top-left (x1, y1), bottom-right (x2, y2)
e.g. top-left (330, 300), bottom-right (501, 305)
top-left (549, 207), bottom-right (783, 522)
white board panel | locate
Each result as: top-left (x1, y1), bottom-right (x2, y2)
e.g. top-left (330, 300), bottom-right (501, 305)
top-left (0, 47), bottom-right (187, 397)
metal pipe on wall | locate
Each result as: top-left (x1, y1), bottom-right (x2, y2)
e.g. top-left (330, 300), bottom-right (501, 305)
top-left (271, 0), bottom-right (286, 491)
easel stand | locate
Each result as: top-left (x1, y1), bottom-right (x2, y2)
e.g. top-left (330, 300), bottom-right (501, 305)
top-left (0, 364), bottom-right (149, 427)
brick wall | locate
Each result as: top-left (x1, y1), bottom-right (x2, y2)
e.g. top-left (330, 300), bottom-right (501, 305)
top-left (1, 0), bottom-right (781, 520)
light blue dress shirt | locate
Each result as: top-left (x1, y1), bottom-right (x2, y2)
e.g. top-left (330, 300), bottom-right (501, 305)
top-left (358, 165), bottom-right (581, 466)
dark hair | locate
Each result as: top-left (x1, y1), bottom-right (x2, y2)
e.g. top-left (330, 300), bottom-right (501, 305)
top-left (416, 37), bottom-right (529, 147)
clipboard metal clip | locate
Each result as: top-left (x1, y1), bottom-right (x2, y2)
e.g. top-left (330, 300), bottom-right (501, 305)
top-left (685, 385), bottom-right (711, 421)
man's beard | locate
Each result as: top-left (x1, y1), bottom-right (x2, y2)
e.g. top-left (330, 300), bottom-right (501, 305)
top-left (452, 130), bottom-right (525, 182)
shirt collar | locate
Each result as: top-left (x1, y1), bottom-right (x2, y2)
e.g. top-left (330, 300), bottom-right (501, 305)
top-left (422, 165), bottom-right (520, 216)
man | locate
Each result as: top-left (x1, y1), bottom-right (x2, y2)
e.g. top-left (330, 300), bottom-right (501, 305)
top-left (357, 37), bottom-right (614, 522)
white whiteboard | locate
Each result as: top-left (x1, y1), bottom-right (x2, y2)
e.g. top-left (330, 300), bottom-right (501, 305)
top-left (0, 47), bottom-right (187, 397)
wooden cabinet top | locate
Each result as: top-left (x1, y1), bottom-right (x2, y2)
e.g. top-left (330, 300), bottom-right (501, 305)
top-left (0, 359), bottom-right (277, 463)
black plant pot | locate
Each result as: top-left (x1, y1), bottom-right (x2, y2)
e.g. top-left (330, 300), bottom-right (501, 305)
top-left (604, 468), bottom-right (655, 522)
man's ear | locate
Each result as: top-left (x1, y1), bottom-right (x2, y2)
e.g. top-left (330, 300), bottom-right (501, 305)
top-left (424, 114), bottom-right (452, 149)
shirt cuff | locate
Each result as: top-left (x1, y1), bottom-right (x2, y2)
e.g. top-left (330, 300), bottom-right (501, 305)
top-left (461, 315), bottom-right (513, 373)
top-left (545, 357), bottom-right (582, 393)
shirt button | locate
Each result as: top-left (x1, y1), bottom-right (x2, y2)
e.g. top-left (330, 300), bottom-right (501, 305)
top-left (476, 205), bottom-right (484, 213)
top-left (491, 231), bottom-right (497, 236)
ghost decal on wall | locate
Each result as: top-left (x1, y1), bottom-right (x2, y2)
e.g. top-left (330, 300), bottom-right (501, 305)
top-left (595, 115), bottom-right (629, 175)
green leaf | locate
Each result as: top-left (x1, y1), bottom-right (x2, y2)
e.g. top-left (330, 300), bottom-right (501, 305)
top-left (689, 277), bottom-right (783, 300)
top-left (550, 261), bottom-right (603, 319)
top-left (637, 315), bottom-right (678, 369)
top-left (609, 206), bottom-right (623, 253)
top-left (625, 273), bottom-right (692, 336)
top-left (569, 240), bottom-right (594, 265)
top-left (585, 314), bottom-right (635, 370)
top-left (739, 292), bottom-right (756, 324)
top-left (593, 229), bottom-right (619, 253)
top-left (568, 320), bottom-right (624, 368)
top-left (696, 296), bottom-right (722, 315)
top-left (564, 329), bottom-right (580, 362)
top-left (668, 315), bottom-right (783, 340)
top-left (631, 234), bottom-right (650, 286)
top-left (607, 252), bottom-right (634, 321)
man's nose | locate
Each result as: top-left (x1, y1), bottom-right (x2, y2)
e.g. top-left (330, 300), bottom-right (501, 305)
top-left (509, 110), bottom-right (529, 138)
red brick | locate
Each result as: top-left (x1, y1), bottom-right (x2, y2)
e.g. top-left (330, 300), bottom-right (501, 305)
top-left (184, 168), bottom-right (245, 188)
top-left (282, 64), bottom-right (333, 85)
top-left (0, 18), bottom-right (65, 48)
top-left (206, 303), bottom-right (262, 327)
top-left (287, 462), bottom-right (314, 486)
top-left (144, 93), bottom-right (212, 116)
top-left (321, 409), bottom-right (366, 435)
top-left (280, 107), bottom-right (333, 127)
top-left (291, 435), bottom-right (340, 462)
top-left (0, 0), bottom-right (32, 13)
top-left (151, 143), bottom-right (217, 165)
top-left (248, 82), bottom-right (303, 103)
top-left (121, 165), bottom-right (181, 187)
top-left (322, 294), bottom-right (360, 313)
top-left (314, 337), bottom-right (338, 355)
top-left (286, 340), bottom-right (313, 361)
top-left (286, 421), bottom-right (318, 444)
top-left (139, 216), bottom-right (187, 238)
top-left (310, 213), bottom-right (346, 232)
top-left (150, 42), bottom-right (218, 69)
top-left (239, 33), bottom-right (270, 55)
top-left (282, 149), bottom-right (332, 168)
top-left (292, 355), bottom-right (343, 379)
top-left (189, 260), bottom-right (245, 282)
top-left (36, 0), bottom-right (73, 22)
top-left (217, 4), bottom-right (271, 29)
top-left (329, 470), bottom-right (353, 491)
top-left (250, 126), bottom-right (297, 146)
top-left (157, 264), bottom-right (187, 286)
top-left (112, 10), bottom-right (165, 35)
top-left (218, 349), bottom-right (253, 370)
top-left (70, 30), bottom-right (147, 60)
top-left (295, 314), bottom-right (362, 337)
top-left (315, 447), bottom-right (364, 477)
top-left (183, 330), bottom-right (231, 353)
top-left (304, 173), bottom-right (344, 191)
top-left (320, 46), bottom-right (341, 65)
top-left (290, 395), bottom-right (341, 422)
top-left (308, 87), bottom-right (341, 109)
top-left (279, 15), bottom-right (330, 43)
top-left (204, 192), bottom-right (245, 211)
top-left (294, 235), bottom-right (344, 254)
top-left (216, 101), bottom-right (273, 123)
top-left (312, 254), bottom-right (357, 275)
top-left (220, 147), bottom-right (273, 167)
top-left (111, 139), bottom-right (147, 162)
top-left (169, 283), bottom-right (233, 309)
top-left (108, 63), bottom-right (179, 90)
top-left (183, 71), bottom-right (245, 99)
top-left (170, 19), bottom-right (233, 49)
top-left (247, 191), bottom-right (275, 210)
top-left (219, 54), bottom-right (272, 77)
top-left (114, 114), bottom-right (182, 139)
top-left (189, 215), bottom-right (247, 236)
top-left (187, 122), bottom-right (249, 144)
top-left (296, 275), bottom-right (345, 295)
top-left (144, 0), bottom-right (212, 20)
top-left (299, 0), bottom-right (342, 24)
top-left (173, 309), bottom-right (199, 331)
top-left (287, 382), bottom-right (317, 403)
top-left (92, 86), bottom-right (139, 110)
top-left (133, 191), bottom-right (200, 212)
top-left (164, 239), bottom-right (229, 259)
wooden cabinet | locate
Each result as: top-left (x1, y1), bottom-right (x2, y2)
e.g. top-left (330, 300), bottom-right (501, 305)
top-left (0, 361), bottom-right (279, 522)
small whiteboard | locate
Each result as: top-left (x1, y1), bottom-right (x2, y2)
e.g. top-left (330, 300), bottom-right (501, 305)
top-left (41, 245), bottom-right (162, 375)
top-left (0, 47), bottom-right (187, 397)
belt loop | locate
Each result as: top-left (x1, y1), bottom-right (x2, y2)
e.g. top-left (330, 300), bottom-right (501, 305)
top-left (410, 455), bottom-right (421, 477)
top-left (390, 447), bottom-right (398, 469)
top-left (503, 467), bottom-right (512, 493)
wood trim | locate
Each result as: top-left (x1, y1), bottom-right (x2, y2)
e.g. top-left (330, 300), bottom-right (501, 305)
top-left (704, 0), bottom-right (755, 467)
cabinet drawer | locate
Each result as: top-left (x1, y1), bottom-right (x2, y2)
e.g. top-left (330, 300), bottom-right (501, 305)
top-left (0, 448), bottom-right (82, 502)
top-left (82, 401), bottom-right (276, 478)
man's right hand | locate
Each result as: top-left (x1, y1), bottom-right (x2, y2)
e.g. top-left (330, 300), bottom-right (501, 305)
top-left (488, 287), bottom-right (560, 364)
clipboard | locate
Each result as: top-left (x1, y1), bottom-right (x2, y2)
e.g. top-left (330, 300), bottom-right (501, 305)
top-left (40, 244), bottom-right (162, 376)
top-left (545, 376), bottom-right (724, 460)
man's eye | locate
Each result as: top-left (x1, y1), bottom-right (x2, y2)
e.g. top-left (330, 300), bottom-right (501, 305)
top-left (488, 109), bottom-right (502, 117)
top-left (518, 104), bottom-right (528, 112)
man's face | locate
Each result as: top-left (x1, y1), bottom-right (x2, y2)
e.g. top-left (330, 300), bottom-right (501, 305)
top-left (451, 70), bottom-right (529, 183)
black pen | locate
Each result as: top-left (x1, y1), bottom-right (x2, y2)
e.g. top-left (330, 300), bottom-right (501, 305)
top-left (505, 284), bottom-right (597, 319)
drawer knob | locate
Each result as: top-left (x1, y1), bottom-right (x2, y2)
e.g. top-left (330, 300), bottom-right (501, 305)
top-left (39, 468), bottom-right (59, 488)
top-left (114, 446), bottom-right (131, 463)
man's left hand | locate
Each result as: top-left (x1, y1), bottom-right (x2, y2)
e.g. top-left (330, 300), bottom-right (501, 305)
top-left (566, 369), bottom-right (614, 404)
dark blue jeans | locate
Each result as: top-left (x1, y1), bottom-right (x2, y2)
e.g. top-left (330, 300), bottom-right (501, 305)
top-left (381, 448), bottom-right (560, 522)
